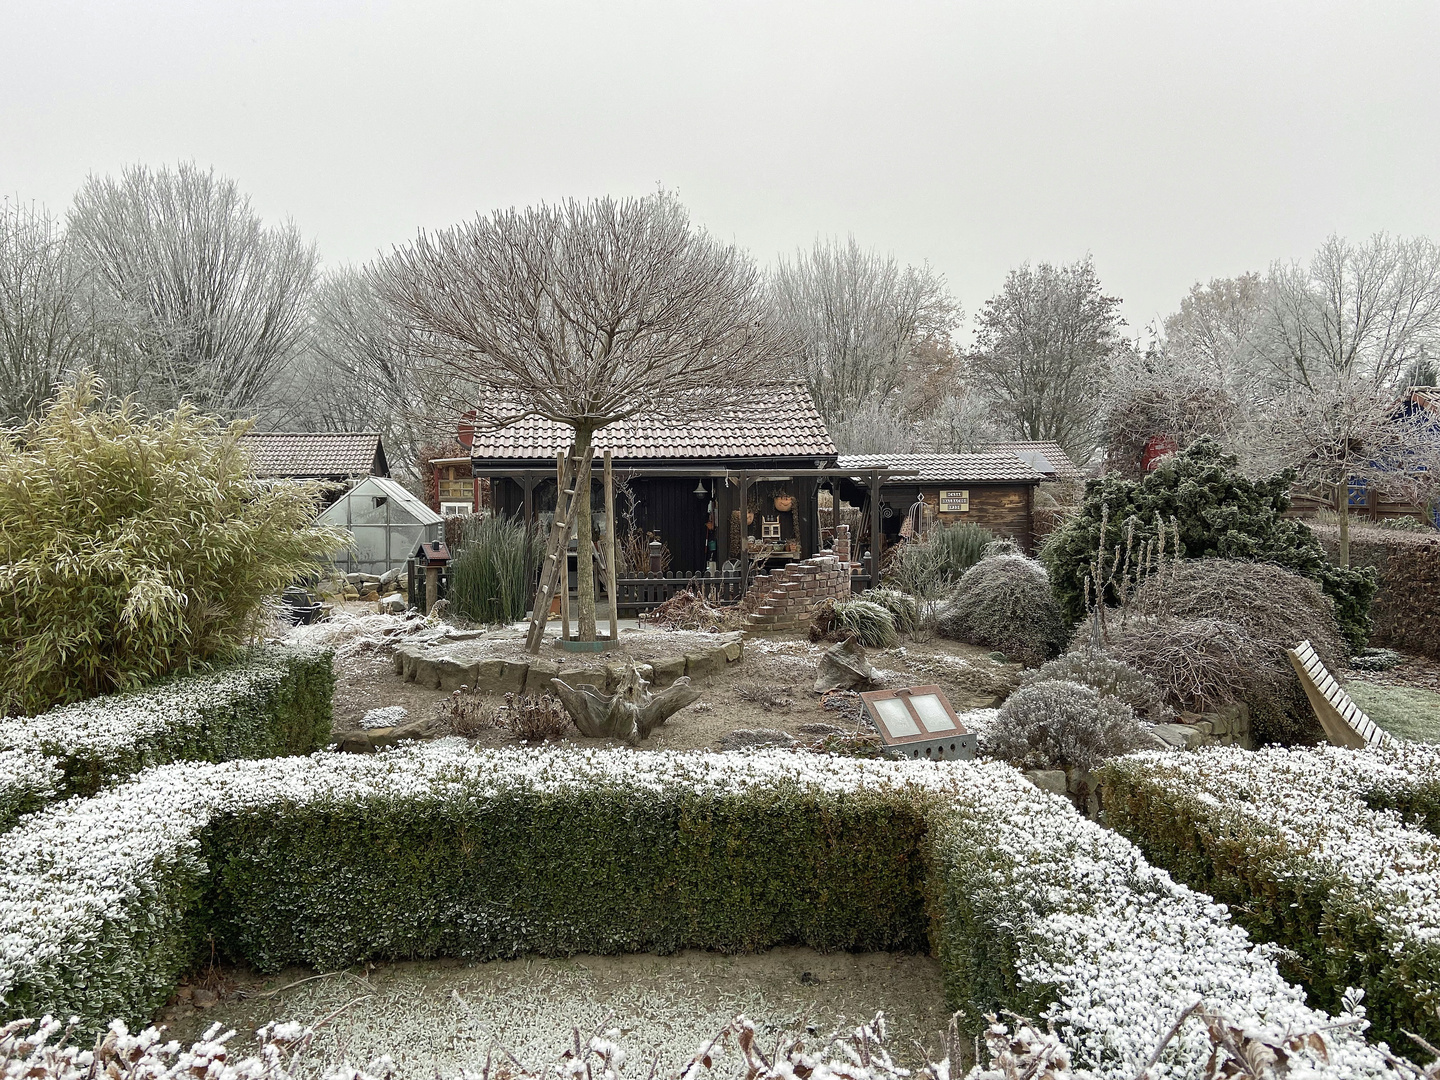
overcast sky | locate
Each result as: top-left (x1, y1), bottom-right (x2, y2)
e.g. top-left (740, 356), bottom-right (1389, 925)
top-left (4, 1), bottom-right (1439, 340)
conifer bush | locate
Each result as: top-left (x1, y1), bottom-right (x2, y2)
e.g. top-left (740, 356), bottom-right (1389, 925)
top-left (0, 378), bottom-right (348, 716)
top-left (1041, 439), bottom-right (1376, 649)
top-left (935, 554), bottom-right (1067, 666)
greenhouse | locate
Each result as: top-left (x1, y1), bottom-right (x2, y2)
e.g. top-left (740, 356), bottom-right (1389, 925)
top-left (317, 475), bottom-right (443, 575)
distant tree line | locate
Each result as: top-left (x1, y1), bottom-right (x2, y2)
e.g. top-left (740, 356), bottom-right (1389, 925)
top-left (6, 161), bottom-right (1440, 550)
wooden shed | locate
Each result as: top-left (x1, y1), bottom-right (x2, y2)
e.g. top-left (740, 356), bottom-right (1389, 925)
top-left (834, 453), bottom-right (1044, 551)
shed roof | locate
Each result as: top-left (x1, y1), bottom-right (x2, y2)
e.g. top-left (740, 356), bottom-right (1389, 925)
top-left (241, 431), bottom-right (387, 479)
top-left (835, 453), bottom-right (1043, 484)
top-left (467, 384), bottom-right (835, 463)
top-left (987, 441), bottom-right (1084, 482)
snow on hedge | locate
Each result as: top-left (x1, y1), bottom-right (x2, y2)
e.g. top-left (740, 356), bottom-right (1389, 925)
top-left (0, 644), bottom-right (333, 830)
top-left (0, 743), bottom-right (1395, 1078)
top-left (1100, 743), bottom-right (1440, 1050)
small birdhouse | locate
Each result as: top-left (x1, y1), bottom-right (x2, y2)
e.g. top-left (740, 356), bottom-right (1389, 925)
top-left (411, 539), bottom-right (452, 614)
top-left (412, 539), bottom-right (451, 567)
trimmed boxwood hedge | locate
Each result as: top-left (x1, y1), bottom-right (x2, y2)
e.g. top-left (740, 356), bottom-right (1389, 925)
top-left (1099, 744), bottom-right (1440, 1051)
top-left (0, 645), bottom-right (335, 830)
top-left (0, 745), bottom-right (1388, 1079)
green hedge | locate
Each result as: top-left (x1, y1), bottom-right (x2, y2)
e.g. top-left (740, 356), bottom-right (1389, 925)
top-left (0, 645), bottom-right (334, 830)
top-left (1099, 745), bottom-right (1440, 1050)
top-left (0, 747), bottom-right (1385, 1078)
top-left (204, 781), bottom-right (929, 973)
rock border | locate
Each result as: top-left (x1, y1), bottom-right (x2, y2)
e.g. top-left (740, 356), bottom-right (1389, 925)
top-left (392, 633), bottom-right (745, 696)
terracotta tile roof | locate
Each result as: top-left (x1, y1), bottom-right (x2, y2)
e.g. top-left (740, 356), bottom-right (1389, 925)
top-left (240, 431), bottom-right (387, 479)
top-left (466, 384), bottom-right (835, 462)
top-left (835, 453), bottom-right (1043, 484)
top-left (987, 441), bottom-right (1084, 481)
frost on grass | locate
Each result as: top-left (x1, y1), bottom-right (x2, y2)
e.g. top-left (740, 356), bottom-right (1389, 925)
top-left (361, 706), bottom-right (409, 729)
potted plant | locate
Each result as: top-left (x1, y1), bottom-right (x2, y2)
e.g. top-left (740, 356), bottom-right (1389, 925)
top-left (773, 493), bottom-right (795, 512)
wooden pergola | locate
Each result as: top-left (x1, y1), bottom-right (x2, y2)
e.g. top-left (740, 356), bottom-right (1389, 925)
top-left (476, 462), bottom-right (919, 597)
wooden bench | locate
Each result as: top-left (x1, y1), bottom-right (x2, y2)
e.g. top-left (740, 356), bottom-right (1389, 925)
top-left (1286, 639), bottom-right (1394, 750)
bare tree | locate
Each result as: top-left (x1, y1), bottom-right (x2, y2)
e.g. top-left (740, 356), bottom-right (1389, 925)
top-left (374, 193), bottom-right (789, 641)
top-left (969, 256), bottom-right (1124, 463)
top-left (67, 163), bottom-right (318, 417)
top-left (770, 235), bottom-right (961, 427)
top-left (0, 201), bottom-right (92, 425)
top-left (262, 267), bottom-right (438, 487)
top-left (1254, 233), bottom-right (1440, 563)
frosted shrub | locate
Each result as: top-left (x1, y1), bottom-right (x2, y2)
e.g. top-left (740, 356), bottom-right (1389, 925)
top-left (982, 679), bottom-right (1150, 772)
top-left (1025, 650), bottom-right (1171, 722)
top-left (936, 554), bottom-right (1067, 666)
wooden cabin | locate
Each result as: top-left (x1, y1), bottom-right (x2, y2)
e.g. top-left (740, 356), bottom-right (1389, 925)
top-left (835, 453), bottom-right (1044, 551)
top-left (467, 384), bottom-right (838, 575)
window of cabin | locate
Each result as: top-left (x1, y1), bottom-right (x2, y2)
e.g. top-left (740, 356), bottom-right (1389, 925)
top-left (438, 464), bottom-right (475, 502)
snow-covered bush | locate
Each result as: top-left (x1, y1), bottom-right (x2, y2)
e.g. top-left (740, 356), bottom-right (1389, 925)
top-left (927, 759), bottom-right (1391, 1079)
top-left (1101, 743), bottom-right (1440, 1050)
top-left (981, 679), bottom-right (1150, 772)
top-left (936, 555), bottom-right (1067, 666)
top-left (0, 645), bottom-right (333, 829)
top-left (0, 750), bottom-right (62, 834)
top-left (1024, 650), bottom-right (1171, 722)
top-left (1127, 558), bottom-right (1348, 743)
top-left (0, 743), bottom-right (1394, 1079)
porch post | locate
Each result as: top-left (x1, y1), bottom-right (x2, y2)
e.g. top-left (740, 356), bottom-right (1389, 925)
top-left (869, 472), bottom-right (883, 587)
top-left (738, 471), bottom-right (750, 597)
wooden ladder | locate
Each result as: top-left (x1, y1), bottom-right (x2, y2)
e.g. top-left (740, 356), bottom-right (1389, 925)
top-left (524, 444), bottom-right (595, 653)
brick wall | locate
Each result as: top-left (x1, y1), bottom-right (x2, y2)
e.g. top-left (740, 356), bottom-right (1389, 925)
top-left (745, 554), bottom-right (853, 631)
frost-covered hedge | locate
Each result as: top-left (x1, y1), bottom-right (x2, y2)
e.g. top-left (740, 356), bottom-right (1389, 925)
top-left (926, 762), bottom-right (1390, 1078)
top-left (0, 744), bottom-right (1391, 1078)
top-left (1100, 745), bottom-right (1440, 1050)
top-left (0, 646), bottom-right (334, 830)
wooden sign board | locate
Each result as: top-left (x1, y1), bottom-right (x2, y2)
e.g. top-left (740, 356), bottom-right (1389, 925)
top-left (938, 489), bottom-right (970, 513)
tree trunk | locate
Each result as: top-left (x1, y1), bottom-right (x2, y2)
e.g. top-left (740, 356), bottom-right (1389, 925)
top-left (1337, 480), bottom-right (1351, 567)
top-left (572, 425), bottom-right (598, 640)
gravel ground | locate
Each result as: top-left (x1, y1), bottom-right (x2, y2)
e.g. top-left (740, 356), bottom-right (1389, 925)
top-left (157, 949), bottom-right (953, 1079)
top-left (300, 607), bottom-right (1019, 751)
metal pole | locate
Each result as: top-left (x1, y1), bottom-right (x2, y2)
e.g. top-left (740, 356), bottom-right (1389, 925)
top-left (869, 472), bottom-right (883, 588)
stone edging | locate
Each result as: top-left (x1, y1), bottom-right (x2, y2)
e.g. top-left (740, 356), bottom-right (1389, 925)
top-left (392, 633), bottom-right (745, 696)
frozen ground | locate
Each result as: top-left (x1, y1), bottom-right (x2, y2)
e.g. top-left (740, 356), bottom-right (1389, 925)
top-left (159, 949), bottom-right (951, 1079)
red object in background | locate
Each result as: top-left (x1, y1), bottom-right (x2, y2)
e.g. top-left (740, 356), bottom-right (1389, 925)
top-left (1142, 434), bottom-right (1179, 472)
top-left (456, 409), bottom-right (477, 449)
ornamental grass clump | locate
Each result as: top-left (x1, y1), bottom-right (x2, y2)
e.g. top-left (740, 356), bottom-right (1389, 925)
top-left (882, 521), bottom-right (995, 600)
top-left (0, 378), bottom-right (348, 717)
top-left (981, 678), bottom-right (1150, 772)
top-left (448, 513), bottom-right (544, 625)
top-left (1109, 558), bottom-right (1346, 743)
top-left (935, 554), bottom-right (1067, 666)
top-left (859, 587), bottom-right (921, 634)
